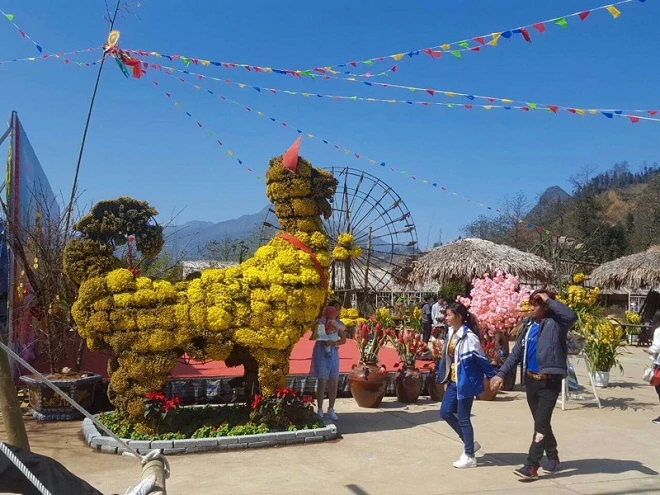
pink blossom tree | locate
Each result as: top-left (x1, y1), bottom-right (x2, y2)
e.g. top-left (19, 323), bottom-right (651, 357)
top-left (458, 271), bottom-right (530, 340)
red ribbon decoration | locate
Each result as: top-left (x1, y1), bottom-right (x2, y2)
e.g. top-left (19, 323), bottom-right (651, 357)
top-left (106, 46), bottom-right (145, 78)
top-left (276, 232), bottom-right (329, 291)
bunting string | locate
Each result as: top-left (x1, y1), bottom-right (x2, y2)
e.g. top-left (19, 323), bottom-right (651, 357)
top-left (0, 47), bottom-right (100, 67)
top-left (141, 61), bottom-right (660, 124)
top-left (298, 0), bottom-right (642, 77)
top-left (122, 0), bottom-right (644, 79)
top-left (150, 84), bottom-right (260, 179)
top-left (0, 10), bottom-right (44, 53)
top-left (146, 69), bottom-right (595, 241)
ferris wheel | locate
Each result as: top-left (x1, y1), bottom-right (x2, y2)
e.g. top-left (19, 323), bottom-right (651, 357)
top-left (321, 166), bottom-right (418, 295)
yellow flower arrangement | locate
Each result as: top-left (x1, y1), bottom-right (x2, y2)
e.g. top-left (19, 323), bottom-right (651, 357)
top-left (557, 285), bottom-right (600, 312)
top-left (337, 233), bottom-right (355, 246)
top-left (340, 307), bottom-right (361, 328)
top-left (106, 269), bottom-right (136, 293)
top-left (558, 278), bottom-right (624, 372)
top-left (625, 310), bottom-right (641, 325)
top-left (68, 151), bottom-right (338, 421)
top-left (350, 246), bottom-right (363, 258)
top-left (332, 232), bottom-right (362, 262)
top-left (582, 315), bottom-right (625, 371)
top-left (332, 246), bottom-right (350, 261)
top-left (374, 306), bottom-right (395, 328)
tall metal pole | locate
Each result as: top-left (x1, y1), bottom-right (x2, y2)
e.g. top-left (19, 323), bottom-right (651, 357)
top-left (63, 0), bottom-right (122, 235)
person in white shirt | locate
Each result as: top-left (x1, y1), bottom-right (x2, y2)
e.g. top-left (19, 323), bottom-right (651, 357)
top-left (647, 310), bottom-right (660, 424)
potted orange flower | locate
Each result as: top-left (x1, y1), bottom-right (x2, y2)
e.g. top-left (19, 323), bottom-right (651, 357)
top-left (389, 329), bottom-right (427, 403)
top-left (348, 322), bottom-right (388, 408)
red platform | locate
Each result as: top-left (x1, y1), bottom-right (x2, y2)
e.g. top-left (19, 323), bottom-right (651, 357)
top-left (80, 332), bottom-right (432, 379)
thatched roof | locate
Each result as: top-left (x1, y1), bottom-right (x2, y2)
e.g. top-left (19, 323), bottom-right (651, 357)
top-left (590, 246), bottom-right (660, 290)
top-left (410, 238), bottom-right (553, 285)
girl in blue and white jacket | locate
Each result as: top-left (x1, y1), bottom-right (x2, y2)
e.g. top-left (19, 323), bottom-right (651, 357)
top-left (438, 302), bottom-right (496, 468)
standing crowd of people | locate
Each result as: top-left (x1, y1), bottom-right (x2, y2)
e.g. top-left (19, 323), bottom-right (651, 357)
top-left (309, 289), bottom-right (660, 477)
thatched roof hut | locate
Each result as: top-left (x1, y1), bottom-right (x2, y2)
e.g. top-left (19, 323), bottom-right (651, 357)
top-left (410, 238), bottom-right (553, 285)
top-left (590, 246), bottom-right (660, 290)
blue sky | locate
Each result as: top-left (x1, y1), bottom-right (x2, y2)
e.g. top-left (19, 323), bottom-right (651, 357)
top-left (0, 0), bottom-right (658, 249)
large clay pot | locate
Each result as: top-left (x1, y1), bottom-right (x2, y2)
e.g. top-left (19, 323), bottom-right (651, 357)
top-left (348, 362), bottom-right (388, 408)
top-left (20, 373), bottom-right (102, 421)
top-left (427, 371), bottom-right (445, 402)
top-left (477, 377), bottom-right (498, 401)
top-left (395, 367), bottom-right (423, 404)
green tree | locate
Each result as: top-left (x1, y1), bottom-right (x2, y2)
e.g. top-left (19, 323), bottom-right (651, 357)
top-left (633, 175), bottom-right (660, 250)
top-left (202, 227), bottom-right (261, 263)
top-left (141, 251), bottom-right (182, 282)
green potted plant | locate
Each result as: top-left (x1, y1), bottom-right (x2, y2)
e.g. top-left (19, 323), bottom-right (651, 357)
top-left (558, 273), bottom-right (625, 387)
top-left (582, 316), bottom-right (625, 387)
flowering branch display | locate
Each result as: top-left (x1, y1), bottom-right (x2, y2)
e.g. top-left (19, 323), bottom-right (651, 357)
top-left (388, 329), bottom-right (427, 368)
top-left (482, 337), bottom-right (507, 367)
top-left (582, 316), bottom-right (625, 372)
top-left (355, 322), bottom-right (386, 365)
top-left (430, 337), bottom-right (444, 363)
top-left (373, 307), bottom-right (395, 329)
top-left (390, 299), bottom-right (423, 333)
top-left (558, 273), bottom-right (625, 372)
top-left (458, 271), bottom-right (530, 339)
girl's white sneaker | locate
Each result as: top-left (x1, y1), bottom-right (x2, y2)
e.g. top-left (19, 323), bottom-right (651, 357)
top-left (453, 453), bottom-right (477, 469)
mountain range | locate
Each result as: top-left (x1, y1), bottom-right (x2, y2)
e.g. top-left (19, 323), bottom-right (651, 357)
top-left (163, 186), bottom-right (572, 260)
top-left (163, 205), bottom-right (272, 260)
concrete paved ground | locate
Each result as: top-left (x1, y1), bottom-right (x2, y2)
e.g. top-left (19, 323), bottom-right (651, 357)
top-left (2, 347), bottom-right (659, 494)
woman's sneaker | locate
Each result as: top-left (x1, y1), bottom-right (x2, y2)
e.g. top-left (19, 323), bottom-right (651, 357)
top-left (326, 408), bottom-right (339, 421)
top-left (652, 416), bottom-right (660, 424)
top-left (453, 453), bottom-right (477, 469)
top-left (544, 459), bottom-right (561, 473)
top-left (514, 465), bottom-right (538, 479)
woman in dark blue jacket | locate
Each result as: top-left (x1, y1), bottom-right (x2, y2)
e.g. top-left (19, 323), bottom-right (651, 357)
top-left (491, 289), bottom-right (577, 480)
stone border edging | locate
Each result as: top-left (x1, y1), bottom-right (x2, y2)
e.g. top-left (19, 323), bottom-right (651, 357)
top-left (82, 417), bottom-right (338, 455)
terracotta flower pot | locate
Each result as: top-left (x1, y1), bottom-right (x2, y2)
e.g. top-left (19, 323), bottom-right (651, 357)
top-left (477, 377), bottom-right (498, 401)
top-left (427, 371), bottom-right (445, 402)
top-left (348, 362), bottom-right (388, 408)
top-left (395, 367), bottom-right (423, 404)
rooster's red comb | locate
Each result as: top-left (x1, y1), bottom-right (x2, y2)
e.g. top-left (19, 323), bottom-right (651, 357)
top-left (282, 136), bottom-right (302, 173)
